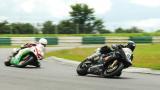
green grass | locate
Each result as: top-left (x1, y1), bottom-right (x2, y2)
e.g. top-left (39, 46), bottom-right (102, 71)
top-left (46, 47), bottom-right (95, 61)
top-left (46, 44), bottom-right (160, 70)
top-left (133, 44), bottom-right (160, 69)
top-left (0, 32), bottom-right (160, 37)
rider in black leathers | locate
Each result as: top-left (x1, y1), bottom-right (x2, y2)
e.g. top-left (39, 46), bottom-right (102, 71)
top-left (87, 41), bottom-right (136, 63)
top-left (87, 41), bottom-right (136, 74)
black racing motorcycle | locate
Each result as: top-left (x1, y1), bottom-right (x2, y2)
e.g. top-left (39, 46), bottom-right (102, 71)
top-left (76, 47), bottom-right (133, 78)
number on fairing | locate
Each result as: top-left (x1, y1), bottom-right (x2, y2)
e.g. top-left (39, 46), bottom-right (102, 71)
top-left (122, 48), bottom-right (132, 62)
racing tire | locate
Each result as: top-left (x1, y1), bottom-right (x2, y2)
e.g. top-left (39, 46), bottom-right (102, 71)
top-left (76, 60), bottom-right (89, 76)
top-left (32, 61), bottom-right (41, 68)
top-left (103, 61), bottom-right (124, 78)
top-left (4, 61), bottom-right (11, 66)
top-left (115, 71), bottom-right (122, 77)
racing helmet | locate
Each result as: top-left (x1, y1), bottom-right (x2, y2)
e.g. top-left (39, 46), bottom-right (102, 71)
top-left (100, 45), bottom-right (112, 54)
top-left (127, 41), bottom-right (136, 51)
top-left (12, 48), bottom-right (18, 54)
top-left (39, 38), bottom-right (48, 47)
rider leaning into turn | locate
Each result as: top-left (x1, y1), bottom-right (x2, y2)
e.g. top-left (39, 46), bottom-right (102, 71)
top-left (87, 41), bottom-right (136, 63)
top-left (11, 38), bottom-right (48, 60)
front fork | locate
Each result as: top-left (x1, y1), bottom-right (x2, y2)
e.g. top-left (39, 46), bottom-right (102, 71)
top-left (103, 56), bottom-right (119, 69)
top-left (110, 60), bottom-right (118, 68)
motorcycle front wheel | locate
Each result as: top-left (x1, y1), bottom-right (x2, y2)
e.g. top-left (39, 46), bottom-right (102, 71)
top-left (4, 56), bottom-right (12, 66)
top-left (76, 59), bottom-right (91, 76)
top-left (103, 60), bottom-right (124, 78)
top-left (4, 61), bottom-right (11, 66)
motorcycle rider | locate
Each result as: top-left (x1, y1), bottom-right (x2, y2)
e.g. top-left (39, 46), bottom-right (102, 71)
top-left (87, 41), bottom-right (136, 74)
top-left (5, 38), bottom-right (48, 66)
top-left (13, 38), bottom-right (47, 59)
top-left (87, 41), bottom-right (136, 63)
top-left (103, 41), bottom-right (136, 63)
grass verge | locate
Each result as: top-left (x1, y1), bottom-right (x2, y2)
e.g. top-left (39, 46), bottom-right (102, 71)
top-left (0, 45), bottom-right (19, 48)
top-left (46, 44), bottom-right (160, 70)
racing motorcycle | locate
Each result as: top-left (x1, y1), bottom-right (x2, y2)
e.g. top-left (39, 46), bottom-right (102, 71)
top-left (4, 46), bottom-right (43, 68)
top-left (76, 46), bottom-right (133, 78)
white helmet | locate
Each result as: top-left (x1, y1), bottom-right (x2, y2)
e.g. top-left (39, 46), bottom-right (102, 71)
top-left (39, 38), bottom-right (48, 45)
top-left (12, 48), bottom-right (18, 54)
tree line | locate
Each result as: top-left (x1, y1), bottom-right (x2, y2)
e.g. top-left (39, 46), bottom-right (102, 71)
top-left (0, 4), bottom-right (159, 34)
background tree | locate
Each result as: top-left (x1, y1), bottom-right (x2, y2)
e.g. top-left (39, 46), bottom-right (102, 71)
top-left (115, 27), bottom-right (144, 33)
top-left (70, 4), bottom-right (94, 34)
top-left (58, 20), bottom-right (76, 34)
top-left (42, 21), bottom-right (55, 34)
top-left (115, 27), bottom-right (125, 33)
top-left (69, 4), bottom-right (107, 34)
top-left (156, 29), bottom-right (160, 32)
top-left (0, 21), bottom-right (11, 34)
top-left (11, 23), bottom-right (37, 34)
top-left (92, 19), bottom-right (111, 34)
top-left (99, 29), bottom-right (111, 33)
top-left (126, 27), bottom-right (144, 33)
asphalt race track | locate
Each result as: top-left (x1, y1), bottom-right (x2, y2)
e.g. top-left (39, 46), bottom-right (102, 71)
top-left (0, 48), bottom-right (160, 90)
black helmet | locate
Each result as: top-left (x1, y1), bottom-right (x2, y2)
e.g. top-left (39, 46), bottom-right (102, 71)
top-left (100, 45), bottom-right (112, 54)
top-left (127, 41), bottom-right (136, 51)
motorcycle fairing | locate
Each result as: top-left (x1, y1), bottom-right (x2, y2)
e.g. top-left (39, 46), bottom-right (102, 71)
top-left (10, 48), bottom-right (32, 65)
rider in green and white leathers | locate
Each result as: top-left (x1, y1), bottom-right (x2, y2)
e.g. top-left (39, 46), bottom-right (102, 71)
top-left (5, 38), bottom-right (48, 67)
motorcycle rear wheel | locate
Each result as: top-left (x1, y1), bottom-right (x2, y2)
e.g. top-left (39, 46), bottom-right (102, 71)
top-left (31, 61), bottom-right (40, 68)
